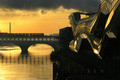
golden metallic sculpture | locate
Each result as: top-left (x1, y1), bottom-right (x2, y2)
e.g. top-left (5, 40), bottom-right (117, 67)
top-left (69, 0), bottom-right (120, 57)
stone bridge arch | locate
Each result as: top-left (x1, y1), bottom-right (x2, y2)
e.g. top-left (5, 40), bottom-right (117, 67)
top-left (0, 41), bottom-right (59, 54)
top-left (17, 42), bottom-right (59, 54)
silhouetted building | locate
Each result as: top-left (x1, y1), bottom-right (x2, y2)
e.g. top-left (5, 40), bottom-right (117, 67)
top-left (59, 27), bottom-right (74, 50)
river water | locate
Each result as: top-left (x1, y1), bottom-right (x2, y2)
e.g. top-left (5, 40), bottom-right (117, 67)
top-left (0, 44), bottom-right (54, 80)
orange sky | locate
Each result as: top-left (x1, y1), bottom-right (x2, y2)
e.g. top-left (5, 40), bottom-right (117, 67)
top-left (0, 7), bottom-right (79, 35)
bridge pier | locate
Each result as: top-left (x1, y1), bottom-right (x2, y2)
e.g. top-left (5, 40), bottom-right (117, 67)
top-left (19, 45), bottom-right (29, 55)
top-left (10, 42), bottom-right (32, 55)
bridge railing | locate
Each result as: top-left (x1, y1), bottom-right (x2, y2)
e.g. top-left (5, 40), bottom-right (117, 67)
top-left (0, 37), bottom-right (59, 42)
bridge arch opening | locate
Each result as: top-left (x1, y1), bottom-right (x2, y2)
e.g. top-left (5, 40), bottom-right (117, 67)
top-left (0, 43), bottom-right (21, 57)
top-left (28, 44), bottom-right (54, 56)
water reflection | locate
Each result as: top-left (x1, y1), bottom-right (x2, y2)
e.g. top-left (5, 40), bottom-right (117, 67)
top-left (0, 44), bottom-right (53, 80)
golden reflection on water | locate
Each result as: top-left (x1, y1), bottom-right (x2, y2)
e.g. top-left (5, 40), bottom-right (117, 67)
top-left (0, 44), bottom-right (21, 57)
top-left (0, 50), bottom-right (21, 57)
top-left (0, 44), bottom-right (53, 80)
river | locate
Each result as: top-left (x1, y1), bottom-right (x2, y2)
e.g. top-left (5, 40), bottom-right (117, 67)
top-left (0, 44), bottom-right (54, 80)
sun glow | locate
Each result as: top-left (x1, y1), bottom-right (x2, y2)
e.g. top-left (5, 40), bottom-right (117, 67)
top-left (28, 44), bottom-right (54, 56)
top-left (0, 50), bottom-right (21, 57)
top-left (0, 45), bottom-right (21, 57)
top-left (0, 7), bottom-right (79, 35)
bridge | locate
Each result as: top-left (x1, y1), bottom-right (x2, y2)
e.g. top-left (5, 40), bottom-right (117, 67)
top-left (0, 33), bottom-right (59, 53)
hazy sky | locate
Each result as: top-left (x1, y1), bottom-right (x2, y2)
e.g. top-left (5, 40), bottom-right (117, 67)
top-left (0, 0), bottom-right (100, 35)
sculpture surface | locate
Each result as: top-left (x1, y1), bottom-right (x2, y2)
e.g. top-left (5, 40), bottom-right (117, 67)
top-left (69, 0), bottom-right (120, 57)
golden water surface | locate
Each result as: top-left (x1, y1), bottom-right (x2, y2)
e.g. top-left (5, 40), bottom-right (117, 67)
top-left (0, 44), bottom-right (54, 80)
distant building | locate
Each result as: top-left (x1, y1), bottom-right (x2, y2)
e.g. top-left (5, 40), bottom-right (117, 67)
top-left (59, 27), bottom-right (74, 50)
top-left (49, 33), bottom-right (59, 36)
